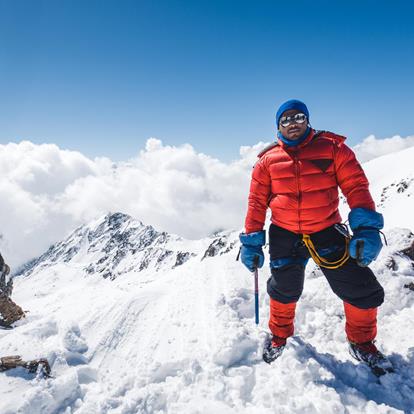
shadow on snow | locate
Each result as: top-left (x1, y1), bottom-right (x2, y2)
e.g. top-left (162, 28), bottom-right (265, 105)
top-left (291, 337), bottom-right (414, 413)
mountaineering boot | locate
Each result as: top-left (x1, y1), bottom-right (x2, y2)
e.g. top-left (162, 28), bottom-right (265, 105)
top-left (263, 334), bottom-right (286, 364)
top-left (348, 340), bottom-right (394, 376)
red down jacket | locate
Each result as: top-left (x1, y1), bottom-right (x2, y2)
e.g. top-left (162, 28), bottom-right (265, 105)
top-left (244, 129), bottom-right (375, 234)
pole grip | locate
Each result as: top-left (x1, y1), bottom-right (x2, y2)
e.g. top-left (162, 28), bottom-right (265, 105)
top-left (356, 240), bottom-right (367, 267)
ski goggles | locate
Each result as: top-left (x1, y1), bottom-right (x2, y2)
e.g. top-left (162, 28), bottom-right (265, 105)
top-left (279, 113), bottom-right (307, 128)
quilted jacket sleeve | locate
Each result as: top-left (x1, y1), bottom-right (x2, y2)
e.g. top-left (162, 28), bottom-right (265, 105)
top-left (244, 158), bottom-right (271, 234)
top-left (334, 142), bottom-right (376, 211)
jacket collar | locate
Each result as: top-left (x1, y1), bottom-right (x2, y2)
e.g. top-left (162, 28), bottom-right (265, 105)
top-left (278, 128), bottom-right (316, 150)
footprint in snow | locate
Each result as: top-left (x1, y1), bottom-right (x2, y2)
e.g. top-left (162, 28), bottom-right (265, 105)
top-left (226, 288), bottom-right (256, 320)
top-left (62, 323), bottom-right (89, 366)
top-left (213, 333), bottom-right (258, 369)
top-left (147, 359), bottom-right (202, 385)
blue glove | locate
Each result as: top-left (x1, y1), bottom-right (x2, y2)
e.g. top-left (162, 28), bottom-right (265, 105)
top-left (349, 208), bottom-right (384, 267)
top-left (239, 231), bottom-right (265, 272)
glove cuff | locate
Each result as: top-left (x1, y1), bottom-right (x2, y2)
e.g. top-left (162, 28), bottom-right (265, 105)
top-left (239, 230), bottom-right (266, 247)
top-left (349, 208), bottom-right (384, 231)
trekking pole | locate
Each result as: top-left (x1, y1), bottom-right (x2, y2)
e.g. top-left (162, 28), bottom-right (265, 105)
top-left (253, 256), bottom-right (259, 325)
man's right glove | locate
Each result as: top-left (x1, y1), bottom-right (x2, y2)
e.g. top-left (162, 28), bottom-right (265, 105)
top-left (239, 230), bottom-right (265, 272)
top-left (349, 208), bottom-right (384, 267)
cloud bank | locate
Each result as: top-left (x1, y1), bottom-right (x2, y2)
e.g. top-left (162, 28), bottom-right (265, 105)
top-left (0, 133), bottom-right (413, 267)
top-left (353, 134), bottom-right (414, 163)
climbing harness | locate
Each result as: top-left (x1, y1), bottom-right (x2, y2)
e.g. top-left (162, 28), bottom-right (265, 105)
top-left (302, 225), bottom-right (350, 269)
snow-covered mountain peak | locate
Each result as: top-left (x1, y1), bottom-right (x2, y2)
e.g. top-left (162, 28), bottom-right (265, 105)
top-left (16, 212), bottom-right (189, 280)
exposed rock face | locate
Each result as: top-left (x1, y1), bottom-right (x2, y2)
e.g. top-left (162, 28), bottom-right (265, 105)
top-left (202, 238), bottom-right (227, 260)
top-left (401, 240), bottom-right (414, 261)
top-left (379, 177), bottom-right (413, 207)
top-left (405, 282), bottom-right (414, 291)
top-left (0, 294), bottom-right (25, 327)
top-left (174, 252), bottom-right (194, 268)
top-left (201, 234), bottom-right (237, 260)
top-left (0, 261), bottom-right (12, 298)
top-left (0, 257), bottom-right (24, 327)
top-left (0, 355), bottom-right (51, 378)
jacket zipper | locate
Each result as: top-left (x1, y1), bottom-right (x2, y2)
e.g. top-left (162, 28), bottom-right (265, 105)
top-left (294, 153), bottom-right (302, 233)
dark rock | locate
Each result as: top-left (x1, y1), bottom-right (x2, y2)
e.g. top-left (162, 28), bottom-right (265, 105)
top-left (0, 355), bottom-right (51, 378)
top-left (0, 293), bottom-right (25, 327)
top-left (397, 180), bottom-right (410, 193)
top-left (221, 241), bottom-right (237, 255)
top-left (385, 257), bottom-right (398, 271)
top-left (174, 252), bottom-right (193, 267)
top-left (202, 238), bottom-right (227, 260)
top-left (157, 250), bottom-right (173, 264)
top-left (139, 258), bottom-right (150, 271)
top-left (401, 240), bottom-right (414, 261)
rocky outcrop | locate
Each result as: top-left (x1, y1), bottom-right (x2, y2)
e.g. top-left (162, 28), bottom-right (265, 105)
top-left (0, 355), bottom-right (51, 378)
top-left (379, 178), bottom-right (413, 207)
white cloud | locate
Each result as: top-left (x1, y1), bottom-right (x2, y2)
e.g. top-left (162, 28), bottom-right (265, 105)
top-left (0, 139), bottom-right (268, 268)
top-left (353, 134), bottom-right (414, 163)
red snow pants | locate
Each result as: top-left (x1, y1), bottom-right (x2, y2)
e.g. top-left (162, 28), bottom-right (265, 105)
top-left (267, 224), bottom-right (384, 344)
top-left (269, 298), bottom-right (378, 343)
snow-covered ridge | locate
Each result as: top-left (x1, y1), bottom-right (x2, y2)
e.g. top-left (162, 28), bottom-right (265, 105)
top-left (337, 146), bottom-right (414, 231)
top-left (364, 148), bottom-right (414, 232)
top-left (16, 212), bottom-right (239, 281)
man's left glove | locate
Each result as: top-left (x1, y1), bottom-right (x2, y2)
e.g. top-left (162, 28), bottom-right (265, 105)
top-left (239, 230), bottom-right (265, 272)
top-left (349, 208), bottom-right (384, 267)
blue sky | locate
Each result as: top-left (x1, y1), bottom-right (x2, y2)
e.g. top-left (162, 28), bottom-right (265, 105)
top-left (0, 0), bottom-right (413, 161)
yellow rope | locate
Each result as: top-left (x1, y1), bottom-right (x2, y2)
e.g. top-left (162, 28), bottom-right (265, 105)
top-left (302, 234), bottom-right (350, 269)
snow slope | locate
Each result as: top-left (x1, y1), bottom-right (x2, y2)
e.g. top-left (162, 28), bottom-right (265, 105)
top-left (0, 148), bottom-right (414, 414)
top-left (339, 145), bottom-right (414, 230)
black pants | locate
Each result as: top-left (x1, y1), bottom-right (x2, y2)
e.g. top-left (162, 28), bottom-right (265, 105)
top-left (267, 224), bottom-right (384, 309)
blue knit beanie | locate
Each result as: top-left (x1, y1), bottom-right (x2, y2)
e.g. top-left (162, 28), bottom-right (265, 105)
top-left (276, 99), bottom-right (309, 127)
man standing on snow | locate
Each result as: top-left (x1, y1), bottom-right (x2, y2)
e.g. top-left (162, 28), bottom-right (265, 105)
top-left (239, 99), bottom-right (391, 373)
